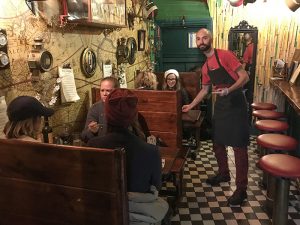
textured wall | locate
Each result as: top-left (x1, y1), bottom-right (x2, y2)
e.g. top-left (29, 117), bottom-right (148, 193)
top-left (0, 0), bottom-right (151, 135)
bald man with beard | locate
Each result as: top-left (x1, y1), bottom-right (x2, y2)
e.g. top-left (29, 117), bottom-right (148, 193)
top-left (182, 28), bottom-right (250, 206)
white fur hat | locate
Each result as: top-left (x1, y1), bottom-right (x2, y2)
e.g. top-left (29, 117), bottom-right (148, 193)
top-left (164, 69), bottom-right (179, 79)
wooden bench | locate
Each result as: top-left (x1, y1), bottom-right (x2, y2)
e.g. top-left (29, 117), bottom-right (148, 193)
top-left (0, 139), bottom-right (128, 225)
top-left (131, 90), bottom-right (186, 205)
top-left (156, 71), bottom-right (204, 149)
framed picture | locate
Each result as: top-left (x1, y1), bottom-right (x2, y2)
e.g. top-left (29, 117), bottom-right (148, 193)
top-left (289, 64), bottom-right (300, 85)
top-left (138, 30), bottom-right (146, 51)
top-left (91, 0), bottom-right (126, 26)
top-left (64, 0), bottom-right (126, 27)
top-left (66, 0), bottom-right (89, 20)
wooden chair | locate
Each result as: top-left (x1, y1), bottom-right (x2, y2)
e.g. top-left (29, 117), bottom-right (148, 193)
top-left (0, 139), bottom-right (128, 225)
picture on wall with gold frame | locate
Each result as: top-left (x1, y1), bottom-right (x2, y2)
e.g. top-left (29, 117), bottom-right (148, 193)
top-left (91, 0), bottom-right (126, 26)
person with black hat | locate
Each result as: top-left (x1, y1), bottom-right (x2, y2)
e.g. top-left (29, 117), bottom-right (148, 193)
top-left (87, 88), bottom-right (168, 224)
top-left (3, 96), bottom-right (54, 142)
top-left (182, 28), bottom-right (250, 206)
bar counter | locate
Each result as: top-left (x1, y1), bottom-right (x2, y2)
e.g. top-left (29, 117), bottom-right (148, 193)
top-left (270, 79), bottom-right (300, 115)
top-left (270, 79), bottom-right (300, 156)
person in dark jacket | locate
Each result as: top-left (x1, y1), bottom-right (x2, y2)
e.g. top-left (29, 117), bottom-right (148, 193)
top-left (81, 76), bottom-right (119, 143)
top-left (87, 88), bottom-right (168, 224)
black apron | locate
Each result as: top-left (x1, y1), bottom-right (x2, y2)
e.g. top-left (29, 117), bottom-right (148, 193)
top-left (207, 49), bottom-right (249, 147)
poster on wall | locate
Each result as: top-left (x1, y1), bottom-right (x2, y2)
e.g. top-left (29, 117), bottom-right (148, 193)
top-left (188, 32), bottom-right (197, 48)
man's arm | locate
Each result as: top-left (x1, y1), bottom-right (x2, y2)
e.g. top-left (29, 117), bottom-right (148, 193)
top-left (81, 103), bottom-right (101, 143)
top-left (182, 84), bottom-right (210, 112)
top-left (227, 66), bottom-right (249, 94)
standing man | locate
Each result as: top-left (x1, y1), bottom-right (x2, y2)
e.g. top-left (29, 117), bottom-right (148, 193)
top-left (81, 76), bottom-right (119, 143)
top-left (182, 28), bottom-right (250, 206)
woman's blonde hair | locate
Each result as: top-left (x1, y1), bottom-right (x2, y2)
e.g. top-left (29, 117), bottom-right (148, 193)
top-left (135, 71), bottom-right (158, 90)
top-left (3, 117), bottom-right (40, 139)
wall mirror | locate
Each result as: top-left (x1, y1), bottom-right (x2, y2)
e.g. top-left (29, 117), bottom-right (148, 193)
top-left (228, 20), bottom-right (258, 121)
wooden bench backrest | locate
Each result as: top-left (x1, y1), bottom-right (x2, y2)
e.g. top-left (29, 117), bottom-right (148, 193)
top-left (0, 139), bottom-right (128, 225)
top-left (132, 89), bottom-right (182, 149)
top-left (91, 88), bottom-right (182, 150)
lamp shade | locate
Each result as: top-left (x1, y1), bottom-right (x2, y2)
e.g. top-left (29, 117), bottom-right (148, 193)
top-left (285, 0), bottom-right (300, 11)
top-left (228, 0), bottom-right (244, 7)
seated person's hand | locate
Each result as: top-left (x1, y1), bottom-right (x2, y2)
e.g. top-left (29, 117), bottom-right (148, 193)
top-left (88, 121), bottom-right (100, 134)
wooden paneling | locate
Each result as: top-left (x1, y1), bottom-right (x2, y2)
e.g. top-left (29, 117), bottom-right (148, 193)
top-left (133, 89), bottom-right (182, 150)
top-left (0, 139), bottom-right (128, 225)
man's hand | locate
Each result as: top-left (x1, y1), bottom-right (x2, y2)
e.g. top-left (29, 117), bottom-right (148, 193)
top-left (182, 104), bottom-right (192, 112)
top-left (88, 121), bottom-right (100, 134)
top-left (215, 88), bottom-right (229, 96)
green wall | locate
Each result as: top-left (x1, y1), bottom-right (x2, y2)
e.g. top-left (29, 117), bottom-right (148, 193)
top-left (155, 0), bottom-right (210, 20)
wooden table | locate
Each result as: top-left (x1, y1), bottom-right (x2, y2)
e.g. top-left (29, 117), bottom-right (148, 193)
top-left (270, 79), bottom-right (300, 115)
top-left (182, 110), bottom-right (202, 149)
top-left (160, 147), bottom-right (178, 175)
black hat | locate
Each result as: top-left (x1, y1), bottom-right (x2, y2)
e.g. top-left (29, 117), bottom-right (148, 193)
top-left (7, 96), bottom-right (54, 122)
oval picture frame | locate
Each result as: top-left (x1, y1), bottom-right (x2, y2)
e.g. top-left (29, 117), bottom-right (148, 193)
top-left (80, 47), bottom-right (97, 78)
top-left (127, 37), bottom-right (137, 65)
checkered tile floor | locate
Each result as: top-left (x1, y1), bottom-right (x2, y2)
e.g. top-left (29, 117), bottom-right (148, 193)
top-left (169, 136), bottom-right (300, 225)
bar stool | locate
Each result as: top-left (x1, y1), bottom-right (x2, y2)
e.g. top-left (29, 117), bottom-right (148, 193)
top-left (256, 134), bottom-right (298, 216)
top-left (251, 102), bottom-right (277, 111)
top-left (254, 119), bottom-right (289, 163)
top-left (252, 110), bottom-right (285, 120)
top-left (258, 154), bottom-right (300, 225)
top-left (255, 120), bottom-right (289, 133)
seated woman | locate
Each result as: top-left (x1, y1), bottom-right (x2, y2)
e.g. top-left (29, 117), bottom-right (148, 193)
top-left (3, 96), bottom-right (54, 142)
top-left (163, 69), bottom-right (191, 105)
top-left (134, 71), bottom-right (158, 90)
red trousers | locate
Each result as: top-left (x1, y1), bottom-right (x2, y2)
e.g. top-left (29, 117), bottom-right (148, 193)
top-left (213, 143), bottom-right (248, 191)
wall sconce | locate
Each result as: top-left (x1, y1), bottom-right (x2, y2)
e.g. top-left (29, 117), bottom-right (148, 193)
top-left (181, 16), bottom-right (186, 26)
top-left (285, 0), bottom-right (300, 11)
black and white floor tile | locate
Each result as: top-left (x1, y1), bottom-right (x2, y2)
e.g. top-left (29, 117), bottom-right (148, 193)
top-left (169, 136), bottom-right (300, 225)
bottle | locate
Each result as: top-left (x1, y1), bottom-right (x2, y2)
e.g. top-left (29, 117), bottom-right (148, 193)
top-left (42, 116), bottom-right (53, 144)
top-left (60, 124), bottom-right (73, 145)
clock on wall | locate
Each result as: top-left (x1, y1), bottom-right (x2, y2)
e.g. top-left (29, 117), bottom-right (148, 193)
top-left (0, 29), bottom-right (10, 69)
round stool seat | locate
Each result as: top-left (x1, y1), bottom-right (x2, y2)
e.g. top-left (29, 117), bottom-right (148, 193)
top-left (252, 102), bottom-right (277, 110)
top-left (259, 154), bottom-right (300, 179)
top-left (252, 110), bottom-right (285, 120)
top-left (255, 120), bottom-right (289, 132)
top-left (257, 134), bottom-right (298, 151)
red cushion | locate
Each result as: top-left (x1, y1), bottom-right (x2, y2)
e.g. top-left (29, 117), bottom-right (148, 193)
top-left (251, 102), bottom-right (277, 110)
top-left (257, 134), bottom-right (298, 151)
top-left (252, 110), bottom-right (285, 120)
top-left (259, 154), bottom-right (300, 179)
top-left (255, 120), bottom-right (289, 132)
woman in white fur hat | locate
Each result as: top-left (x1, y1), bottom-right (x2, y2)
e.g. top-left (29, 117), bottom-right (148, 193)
top-left (162, 69), bottom-right (190, 105)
